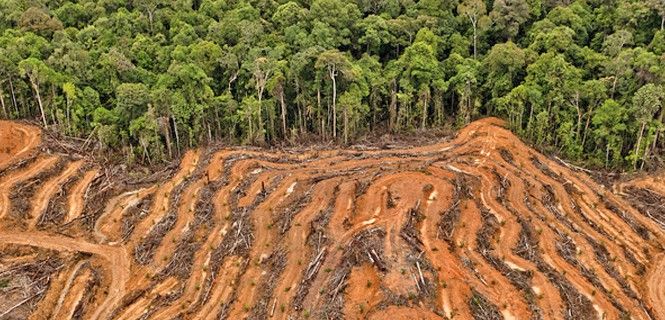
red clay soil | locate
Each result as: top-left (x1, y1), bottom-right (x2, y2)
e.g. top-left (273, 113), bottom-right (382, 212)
top-left (0, 120), bottom-right (40, 171)
top-left (0, 118), bottom-right (664, 320)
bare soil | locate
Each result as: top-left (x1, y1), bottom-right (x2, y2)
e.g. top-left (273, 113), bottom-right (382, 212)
top-left (0, 118), bottom-right (664, 320)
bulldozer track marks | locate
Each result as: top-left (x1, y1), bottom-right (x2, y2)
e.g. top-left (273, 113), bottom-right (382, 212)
top-left (1, 118), bottom-right (664, 319)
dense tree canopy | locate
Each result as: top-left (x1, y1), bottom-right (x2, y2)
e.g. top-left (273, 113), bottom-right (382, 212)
top-left (0, 0), bottom-right (664, 169)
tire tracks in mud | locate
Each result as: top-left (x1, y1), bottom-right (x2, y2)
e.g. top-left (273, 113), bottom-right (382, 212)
top-left (1, 118), bottom-right (665, 319)
top-left (0, 231), bottom-right (129, 320)
top-left (0, 120), bottom-right (41, 171)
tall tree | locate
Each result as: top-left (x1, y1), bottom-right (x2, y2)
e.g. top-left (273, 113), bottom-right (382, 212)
top-left (18, 58), bottom-right (53, 127)
top-left (631, 84), bottom-right (664, 169)
top-left (490, 0), bottom-right (530, 40)
top-left (592, 99), bottom-right (628, 168)
top-left (250, 56), bottom-right (274, 142)
top-left (398, 28), bottom-right (444, 129)
top-left (133, 0), bottom-right (162, 31)
top-left (267, 60), bottom-right (288, 138)
top-left (482, 41), bottom-right (526, 109)
top-left (457, 0), bottom-right (488, 58)
top-left (315, 50), bottom-right (353, 139)
top-left (647, 0), bottom-right (665, 30)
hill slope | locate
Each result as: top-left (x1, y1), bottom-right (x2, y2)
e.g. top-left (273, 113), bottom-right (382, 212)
top-left (0, 118), bottom-right (664, 320)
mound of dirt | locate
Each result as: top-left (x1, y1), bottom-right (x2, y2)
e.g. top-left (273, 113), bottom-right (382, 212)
top-left (0, 118), bottom-right (664, 320)
top-left (0, 120), bottom-right (40, 171)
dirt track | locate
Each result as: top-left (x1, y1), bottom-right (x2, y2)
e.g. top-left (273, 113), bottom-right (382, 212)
top-left (1, 118), bottom-right (664, 319)
top-left (0, 120), bottom-right (40, 171)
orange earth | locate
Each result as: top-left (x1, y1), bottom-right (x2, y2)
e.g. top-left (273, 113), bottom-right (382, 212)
top-left (0, 118), bottom-right (664, 320)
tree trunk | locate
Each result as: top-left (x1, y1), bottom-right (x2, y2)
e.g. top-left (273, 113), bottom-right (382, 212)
top-left (65, 94), bottom-right (71, 134)
top-left (268, 101), bottom-right (275, 141)
top-left (49, 84), bottom-right (57, 126)
top-left (651, 108), bottom-right (664, 155)
top-left (343, 107), bottom-right (348, 144)
top-left (527, 102), bottom-right (534, 140)
top-left (435, 90), bottom-right (444, 126)
top-left (9, 77), bottom-right (18, 115)
top-left (295, 77), bottom-right (304, 134)
top-left (213, 104), bottom-right (222, 138)
top-left (247, 111), bottom-right (253, 140)
top-left (172, 116), bottom-right (181, 157)
top-left (298, 104), bottom-right (304, 135)
top-left (634, 122), bottom-right (645, 170)
top-left (581, 105), bottom-right (595, 148)
top-left (471, 18), bottom-right (478, 59)
top-left (0, 86), bottom-right (7, 118)
top-left (257, 86), bottom-right (265, 142)
top-left (148, 10), bottom-right (155, 32)
top-left (19, 91), bottom-right (27, 118)
top-left (29, 78), bottom-right (47, 128)
top-left (330, 65), bottom-right (337, 139)
top-left (573, 92), bottom-right (582, 142)
top-left (464, 82), bottom-right (472, 124)
top-left (389, 80), bottom-right (397, 132)
top-left (641, 136), bottom-right (651, 170)
top-left (228, 71), bottom-right (238, 93)
top-left (142, 142), bottom-right (151, 165)
top-left (163, 118), bottom-right (173, 159)
top-left (317, 87), bottom-right (323, 137)
top-left (279, 87), bottom-right (287, 138)
top-left (421, 88), bottom-right (429, 129)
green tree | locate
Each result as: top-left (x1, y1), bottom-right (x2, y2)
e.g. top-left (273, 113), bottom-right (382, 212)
top-left (398, 29), bottom-right (444, 128)
top-left (129, 109), bottom-right (163, 164)
top-left (310, 0), bottom-right (361, 48)
top-left (267, 60), bottom-right (288, 138)
top-left (457, 0), bottom-right (488, 58)
top-left (133, 0), bottom-right (163, 31)
top-left (482, 41), bottom-right (526, 110)
top-left (249, 56), bottom-right (274, 142)
top-left (448, 54), bottom-right (480, 125)
top-left (62, 82), bottom-right (76, 134)
top-left (592, 99), bottom-right (628, 168)
top-left (18, 58), bottom-right (53, 127)
top-left (490, 0), bottom-right (530, 40)
top-left (18, 7), bottom-right (63, 37)
top-left (647, 0), bottom-right (665, 30)
top-left (357, 15), bottom-right (395, 55)
top-left (316, 50), bottom-right (353, 139)
top-left (115, 83), bottom-right (150, 123)
top-left (631, 84), bottom-right (664, 169)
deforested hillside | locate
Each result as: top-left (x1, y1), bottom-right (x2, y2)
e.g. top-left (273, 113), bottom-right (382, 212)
top-left (1, 0), bottom-right (664, 170)
top-left (0, 118), bottom-right (664, 320)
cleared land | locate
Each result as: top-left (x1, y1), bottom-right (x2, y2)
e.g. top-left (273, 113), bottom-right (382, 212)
top-left (0, 118), bottom-right (664, 319)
